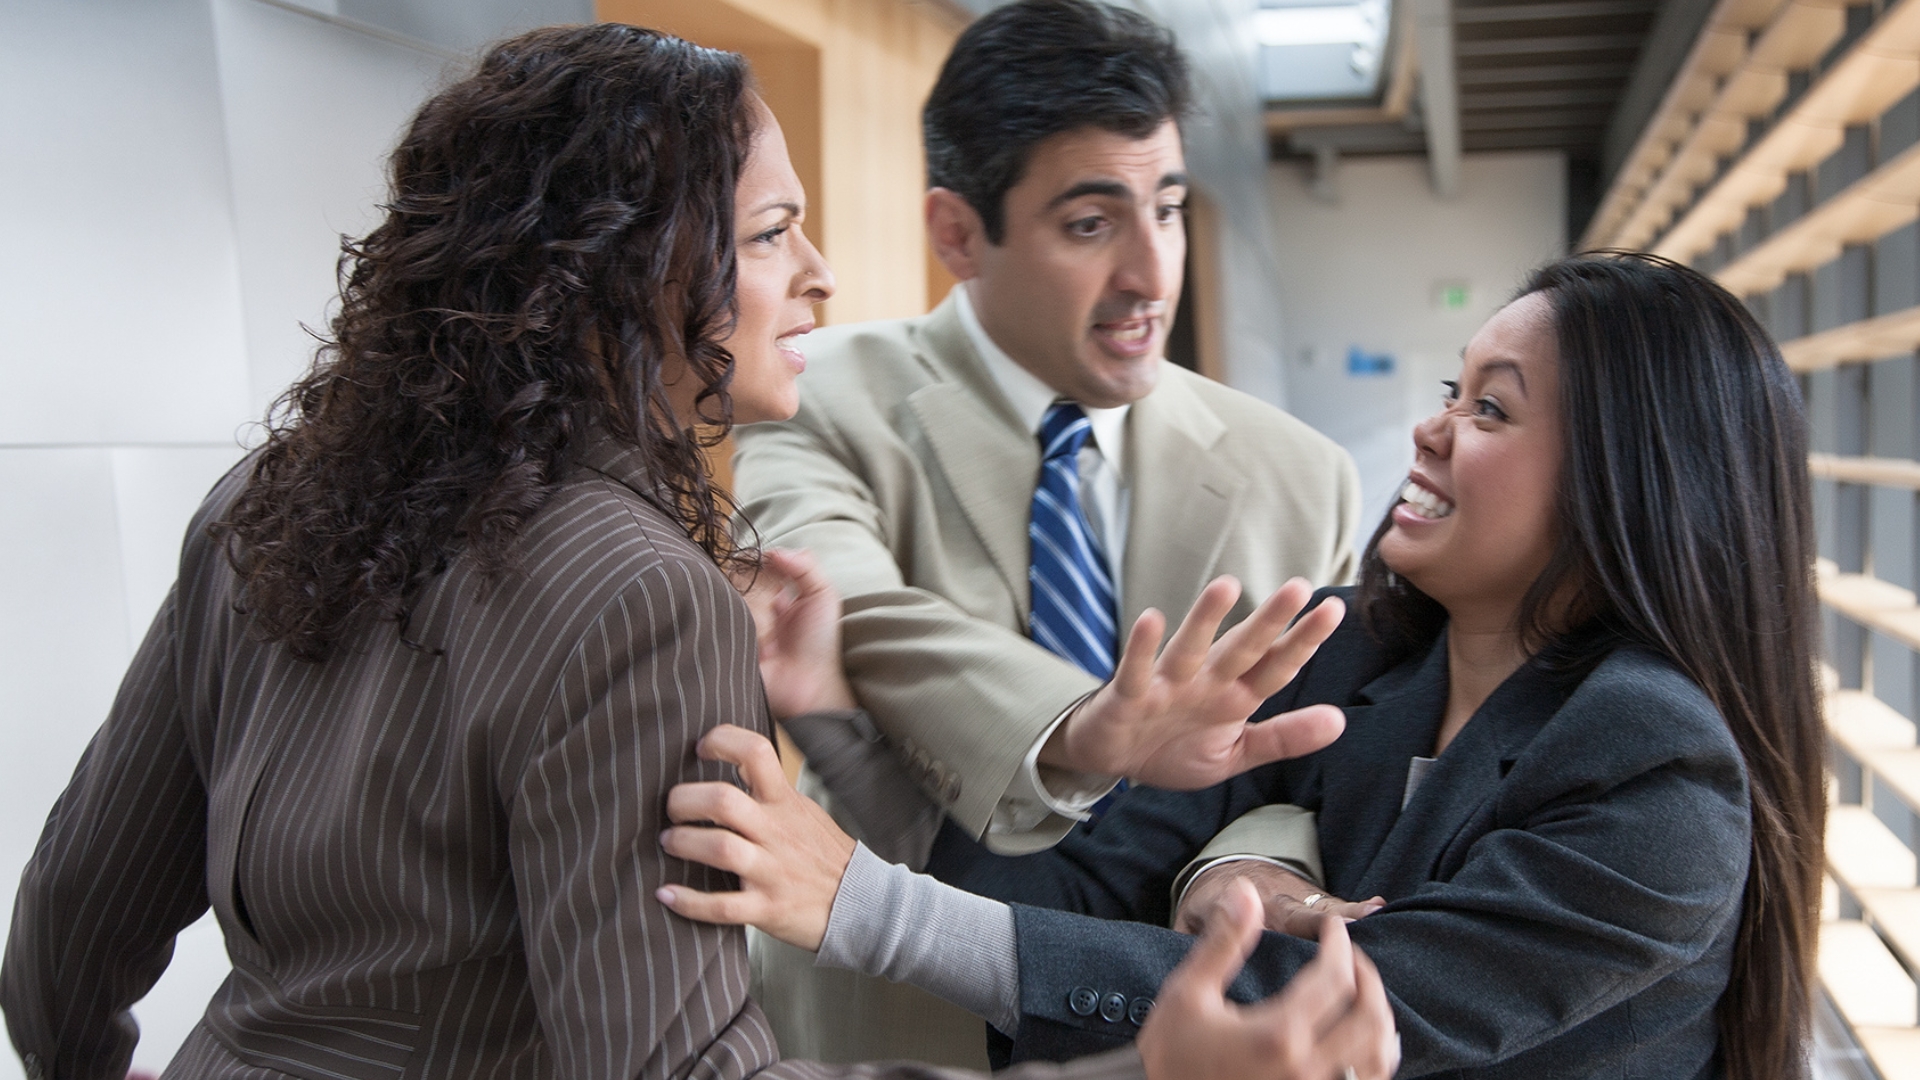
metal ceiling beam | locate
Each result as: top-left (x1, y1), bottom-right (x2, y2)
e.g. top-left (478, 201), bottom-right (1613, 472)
top-left (1455, 32), bottom-right (1645, 56)
top-left (1454, 0), bottom-right (1657, 23)
top-left (1288, 125), bottom-right (1431, 154)
top-left (1465, 127), bottom-right (1608, 150)
top-left (1461, 107), bottom-right (1614, 130)
top-left (1414, 0), bottom-right (1462, 195)
top-left (1459, 86), bottom-right (1625, 109)
top-left (1456, 61), bottom-right (1634, 84)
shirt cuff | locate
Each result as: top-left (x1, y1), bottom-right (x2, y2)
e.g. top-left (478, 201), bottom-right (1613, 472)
top-left (1170, 854), bottom-right (1323, 921)
top-left (990, 692), bottom-right (1119, 835)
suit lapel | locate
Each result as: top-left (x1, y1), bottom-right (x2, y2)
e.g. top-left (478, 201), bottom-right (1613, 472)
top-left (1120, 371), bottom-right (1248, 628)
top-left (1313, 639), bottom-right (1449, 893)
top-left (1353, 644), bottom-right (1578, 899)
top-left (904, 299), bottom-right (1040, 617)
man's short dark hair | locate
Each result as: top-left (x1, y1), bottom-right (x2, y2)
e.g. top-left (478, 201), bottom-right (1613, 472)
top-left (923, 0), bottom-right (1191, 244)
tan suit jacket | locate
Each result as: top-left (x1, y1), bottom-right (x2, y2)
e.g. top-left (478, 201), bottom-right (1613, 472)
top-left (0, 437), bottom-right (1143, 1080)
top-left (730, 295), bottom-right (1362, 1066)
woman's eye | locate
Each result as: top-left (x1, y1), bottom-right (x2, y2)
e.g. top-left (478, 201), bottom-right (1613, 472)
top-left (749, 224), bottom-right (789, 245)
top-left (1441, 380), bottom-right (1460, 402)
top-left (1473, 397), bottom-right (1508, 421)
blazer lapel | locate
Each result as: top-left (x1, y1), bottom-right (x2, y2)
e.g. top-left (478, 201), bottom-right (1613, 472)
top-left (1312, 639), bottom-right (1450, 893)
top-left (1353, 646), bottom-right (1578, 899)
top-left (1121, 371), bottom-right (1248, 629)
top-left (904, 299), bottom-right (1040, 617)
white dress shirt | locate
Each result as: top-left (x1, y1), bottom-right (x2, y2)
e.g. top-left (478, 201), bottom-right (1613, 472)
top-left (955, 284), bottom-right (1128, 829)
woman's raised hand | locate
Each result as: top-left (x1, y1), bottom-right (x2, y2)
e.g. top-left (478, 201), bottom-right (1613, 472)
top-left (733, 548), bottom-right (856, 720)
top-left (1042, 577), bottom-right (1347, 788)
top-left (656, 724), bottom-right (855, 952)
top-left (1141, 878), bottom-right (1401, 1080)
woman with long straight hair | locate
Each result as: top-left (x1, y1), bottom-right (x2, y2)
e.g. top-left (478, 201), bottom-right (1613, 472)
top-left (660, 251), bottom-right (1825, 1079)
top-left (0, 21), bottom-right (1397, 1080)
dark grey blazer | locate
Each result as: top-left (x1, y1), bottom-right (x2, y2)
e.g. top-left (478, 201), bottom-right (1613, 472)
top-left (1, 438), bottom-right (1143, 1080)
top-left (934, 589), bottom-right (1751, 1079)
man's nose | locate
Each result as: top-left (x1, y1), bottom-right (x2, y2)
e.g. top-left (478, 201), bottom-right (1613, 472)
top-left (1113, 214), bottom-right (1180, 301)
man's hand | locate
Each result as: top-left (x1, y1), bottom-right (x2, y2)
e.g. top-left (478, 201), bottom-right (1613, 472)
top-left (1176, 860), bottom-right (1384, 939)
top-left (732, 549), bottom-right (856, 720)
top-left (1139, 878), bottom-right (1400, 1080)
top-left (656, 724), bottom-right (856, 952)
top-left (1040, 577), bottom-right (1346, 787)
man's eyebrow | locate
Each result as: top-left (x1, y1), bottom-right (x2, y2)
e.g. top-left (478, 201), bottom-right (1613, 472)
top-left (1044, 172), bottom-right (1191, 211)
top-left (1046, 180), bottom-right (1130, 209)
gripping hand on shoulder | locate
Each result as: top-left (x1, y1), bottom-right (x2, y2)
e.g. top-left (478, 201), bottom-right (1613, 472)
top-left (1041, 577), bottom-right (1346, 787)
top-left (656, 724), bottom-right (855, 952)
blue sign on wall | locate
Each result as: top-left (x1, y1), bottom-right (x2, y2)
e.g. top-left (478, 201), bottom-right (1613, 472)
top-left (1346, 345), bottom-right (1395, 377)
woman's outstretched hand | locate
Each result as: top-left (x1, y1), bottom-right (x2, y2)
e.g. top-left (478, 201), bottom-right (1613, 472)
top-left (1042, 577), bottom-right (1347, 787)
top-left (656, 724), bottom-right (855, 952)
top-left (733, 548), bottom-right (856, 720)
top-left (1141, 878), bottom-right (1401, 1080)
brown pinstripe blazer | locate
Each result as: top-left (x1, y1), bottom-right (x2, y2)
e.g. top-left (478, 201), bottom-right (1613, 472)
top-left (1, 437), bottom-right (1142, 1080)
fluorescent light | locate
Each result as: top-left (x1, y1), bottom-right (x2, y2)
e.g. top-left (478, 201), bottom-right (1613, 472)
top-left (1255, 4), bottom-right (1383, 46)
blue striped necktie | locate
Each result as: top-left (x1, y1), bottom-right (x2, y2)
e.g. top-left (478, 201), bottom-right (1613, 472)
top-left (1029, 402), bottom-right (1117, 681)
top-left (1030, 402), bottom-right (1128, 822)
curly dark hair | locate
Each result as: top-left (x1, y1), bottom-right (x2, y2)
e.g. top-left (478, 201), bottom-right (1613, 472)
top-left (213, 23), bottom-right (756, 662)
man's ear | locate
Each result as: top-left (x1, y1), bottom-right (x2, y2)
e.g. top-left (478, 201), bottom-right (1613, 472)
top-left (926, 187), bottom-right (987, 282)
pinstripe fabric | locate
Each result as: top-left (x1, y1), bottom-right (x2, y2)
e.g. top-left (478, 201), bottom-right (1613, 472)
top-left (0, 436), bottom-right (1142, 1080)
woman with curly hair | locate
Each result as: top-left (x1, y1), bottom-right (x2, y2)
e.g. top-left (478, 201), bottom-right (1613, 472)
top-left (0, 21), bottom-right (1395, 1080)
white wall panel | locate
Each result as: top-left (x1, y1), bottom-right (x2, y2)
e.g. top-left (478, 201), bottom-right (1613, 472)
top-left (110, 446), bottom-right (250, 645)
top-left (340, 0), bottom-right (592, 52)
top-left (0, 0), bottom-right (251, 446)
top-left (211, 0), bottom-right (450, 414)
top-left (1271, 151), bottom-right (1566, 525)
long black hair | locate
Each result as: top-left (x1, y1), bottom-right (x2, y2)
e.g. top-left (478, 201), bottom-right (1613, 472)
top-left (1358, 251), bottom-right (1823, 1080)
top-left (214, 24), bottom-right (756, 662)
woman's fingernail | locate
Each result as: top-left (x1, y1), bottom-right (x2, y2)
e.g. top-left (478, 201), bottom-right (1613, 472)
top-left (657, 886), bottom-right (676, 905)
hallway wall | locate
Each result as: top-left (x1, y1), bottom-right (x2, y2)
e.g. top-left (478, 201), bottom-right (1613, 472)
top-left (1269, 151), bottom-right (1568, 526)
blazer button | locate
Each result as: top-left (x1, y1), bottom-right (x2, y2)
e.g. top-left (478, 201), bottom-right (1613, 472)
top-left (1128, 997), bottom-right (1153, 1026)
top-left (1100, 992), bottom-right (1128, 1023)
top-left (940, 770), bottom-right (963, 806)
top-left (1069, 986), bottom-right (1100, 1016)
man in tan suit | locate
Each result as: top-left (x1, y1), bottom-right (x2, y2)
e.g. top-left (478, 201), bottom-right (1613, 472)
top-left (732, 0), bottom-right (1361, 1068)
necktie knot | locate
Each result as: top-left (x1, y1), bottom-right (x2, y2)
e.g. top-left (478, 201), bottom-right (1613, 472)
top-left (1039, 401), bottom-right (1094, 463)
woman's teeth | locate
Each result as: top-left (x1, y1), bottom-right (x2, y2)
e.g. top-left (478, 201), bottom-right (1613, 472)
top-left (1399, 480), bottom-right (1454, 519)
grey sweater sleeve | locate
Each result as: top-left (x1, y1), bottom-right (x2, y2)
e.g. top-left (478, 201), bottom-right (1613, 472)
top-left (816, 843), bottom-right (1022, 1035)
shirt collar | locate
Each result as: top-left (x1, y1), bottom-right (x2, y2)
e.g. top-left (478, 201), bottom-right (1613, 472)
top-left (954, 284), bottom-right (1129, 462)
